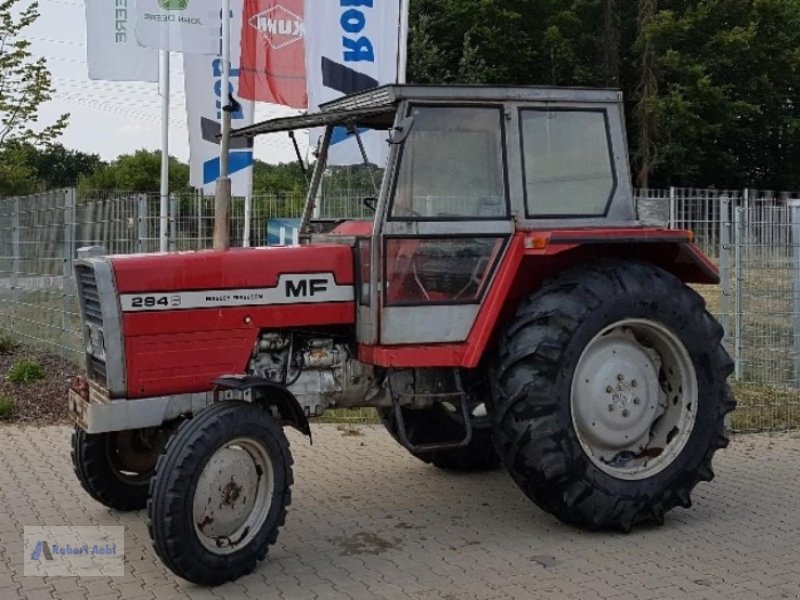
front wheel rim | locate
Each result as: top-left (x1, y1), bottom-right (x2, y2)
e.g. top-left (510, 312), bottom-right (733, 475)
top-left (570, 319), bottom-right (698, 481)
top-left (192, 437), bottom-right (275, 554)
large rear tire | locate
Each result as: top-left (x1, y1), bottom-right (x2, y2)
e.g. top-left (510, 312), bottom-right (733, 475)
top-left (491, 261), bottom-right (735, 531)
top-left (147, 401), bottom-right (293, 585)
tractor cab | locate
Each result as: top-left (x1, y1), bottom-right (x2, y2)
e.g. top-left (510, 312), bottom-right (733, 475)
top-left (233, 85), bottom-right (641, 352)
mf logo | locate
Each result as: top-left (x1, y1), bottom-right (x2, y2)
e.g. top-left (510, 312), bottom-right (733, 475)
top-left (249, 5), bottom-right (304, 50)
top-left (30, 541), bottom-right (54, 561)
top-left (285, 278), bottom-right (329, 299)
top-left (158, 0), bottom-right (188, 10)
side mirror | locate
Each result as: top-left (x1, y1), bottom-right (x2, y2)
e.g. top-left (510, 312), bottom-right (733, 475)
top-left (388, 116), bottom-right (415, 145)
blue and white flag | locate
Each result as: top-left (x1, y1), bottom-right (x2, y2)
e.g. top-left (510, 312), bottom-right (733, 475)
top-left (184, 0), bottom-right (254, 195)
top-left (303, 0), bottom-right (408, 165)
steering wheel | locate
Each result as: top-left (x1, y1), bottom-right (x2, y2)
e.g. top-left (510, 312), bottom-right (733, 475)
top-left (362, 197), bottom-right (378, 213)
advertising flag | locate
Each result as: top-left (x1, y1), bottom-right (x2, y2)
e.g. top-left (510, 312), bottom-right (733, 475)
top-left (184, 0), bottom-right (254, 195)
top-left (304, 0), bottom-right (408, 164)
top-left (135, 0), bottom-right (219, 55)
top-left (85, 0), bottom-right (159, 82)
top-left (239, 0), bottom-right (307, 108)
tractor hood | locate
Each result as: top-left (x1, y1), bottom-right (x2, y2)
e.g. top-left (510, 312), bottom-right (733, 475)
top-left (110, 244), bottom-right (355, 299)
top-left (74, 244), bottom-right (356, 399)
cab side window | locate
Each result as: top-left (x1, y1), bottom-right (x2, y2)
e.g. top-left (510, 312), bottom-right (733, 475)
top-left (521, 109), bottom-right (616, 217)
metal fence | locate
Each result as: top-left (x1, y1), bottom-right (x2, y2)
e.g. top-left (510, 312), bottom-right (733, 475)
top-left (2, 187), bottom-right (799, 431)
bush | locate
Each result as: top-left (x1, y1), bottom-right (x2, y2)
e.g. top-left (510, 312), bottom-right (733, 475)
top-left (6, 359), bottom-right (45, 384)
top-left (0, 333), bottom-right (18, 356)
top-left (0, 397), bottom-right (13, 420)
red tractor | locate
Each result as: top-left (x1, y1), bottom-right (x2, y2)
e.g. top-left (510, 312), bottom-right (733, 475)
top-left (69, 85), bottom-right (735, 585)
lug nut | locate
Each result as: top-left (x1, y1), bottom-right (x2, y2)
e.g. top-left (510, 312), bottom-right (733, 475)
top-left (631, 380), bottom-right (638, 388)
top-left (608, 404), bottom-right (615, 412)
top-left (633, 397), bottom-right (642, 405)
top-left (606, 386), bottom-right (614, 394)
top-left (622, 409), bottom-right (630, 418)
top-left (617, 374), bottom-right (624, 381)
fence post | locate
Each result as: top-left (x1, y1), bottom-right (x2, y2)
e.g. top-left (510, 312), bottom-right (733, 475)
top-left (62, 188), bottom-right (77, 360)
top-left (243, 194), bottom-right (252, 248)
top-left (196, 190), bottom-right (203, 250)
top-left (791, 199), bottom-right (800, 388)
top-left (137, 194), bottom-right (148, 254)
top-left (169, 193), bottom-right (178, 252)
top-left (719, 196), bottom-right (731, 347)
top-left (10, 197), bottom-right (20, 327)
top-left (669, 186), bottom-right (676, 229)
top-left (733, 206), bottom-right (745, 380)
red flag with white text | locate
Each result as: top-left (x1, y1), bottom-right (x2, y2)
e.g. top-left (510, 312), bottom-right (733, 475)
top-left (239, 0), bottom-right (308, 108)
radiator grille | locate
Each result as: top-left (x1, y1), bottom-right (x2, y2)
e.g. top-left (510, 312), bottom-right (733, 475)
top-left (75, 265), bottom-right (103, 326)
top-left (75, 264), bottom-right (107, 385)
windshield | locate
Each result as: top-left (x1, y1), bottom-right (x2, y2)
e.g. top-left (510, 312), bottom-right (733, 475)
top-left (317, 163), bottom-right (385, 221)
top-left (311, 125), bottom-right (389, 222)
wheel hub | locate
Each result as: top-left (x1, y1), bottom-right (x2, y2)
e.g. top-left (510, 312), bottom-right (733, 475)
top-left (192, 439), bottom-right (274, 553)
top-left (570, 320), bottom-right (697, 481)
top-left (573, 333), bottom-right (661, 455)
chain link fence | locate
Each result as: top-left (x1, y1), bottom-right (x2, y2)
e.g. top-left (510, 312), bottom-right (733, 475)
top-left (2, 187), bottom-right (799, 430)
top-left (636, 188), bottom-right (800, 432)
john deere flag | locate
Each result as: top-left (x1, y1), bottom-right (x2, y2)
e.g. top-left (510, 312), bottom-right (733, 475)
top-left (135, 0), bottom-right (219, 55)
top-left (239, 0), bottom-right (307, 108)
top-left (85, 0), bottom-right (159, 82)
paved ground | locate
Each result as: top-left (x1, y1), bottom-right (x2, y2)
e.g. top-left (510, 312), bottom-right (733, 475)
top-left (1, 425), bottom-right (799, 600)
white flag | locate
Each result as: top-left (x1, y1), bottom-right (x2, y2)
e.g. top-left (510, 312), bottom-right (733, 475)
top-left (184, 0), bottom-right (254, 195)
top-left (304, 0), bottom-right (408, 165)
top-left (85, 0), bottom-right (159, 82)
top-left (135, 0), bottom-right (219, 55)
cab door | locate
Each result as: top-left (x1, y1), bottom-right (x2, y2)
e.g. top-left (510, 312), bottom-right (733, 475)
top-left (376, 104), bottom-right (514, 345)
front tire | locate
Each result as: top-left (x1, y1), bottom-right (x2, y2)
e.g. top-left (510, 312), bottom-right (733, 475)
top-left (147, 401), bottom-right (292, 585)
top-left (71, 426), bottom-right (170, 511)
top-left (491, 261), bottom-right (735, 531)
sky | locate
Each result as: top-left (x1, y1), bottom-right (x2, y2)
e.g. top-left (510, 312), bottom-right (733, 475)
top-left (26, 0), bottom-right (306, 164)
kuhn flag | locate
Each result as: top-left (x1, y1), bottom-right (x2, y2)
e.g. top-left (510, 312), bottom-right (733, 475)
top-left (184, 0), bottom-right (254, 195)
top-left (239, 0), bottom-right (307, 108)
top-left (304, 0), bottom-right (408, 164)
top-left (135, 0), bottom-right (219, 54)
top-left (85, 0), bottom-right (159, 82)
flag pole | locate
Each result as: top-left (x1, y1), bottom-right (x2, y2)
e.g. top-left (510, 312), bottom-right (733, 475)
top-left (214, 0), bottom-right (233, 250)
top-left (159, 49), bottom-right (170, 252)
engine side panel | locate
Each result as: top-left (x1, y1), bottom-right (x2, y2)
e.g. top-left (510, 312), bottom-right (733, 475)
top-left (110, 246), bottom-right (356, 398)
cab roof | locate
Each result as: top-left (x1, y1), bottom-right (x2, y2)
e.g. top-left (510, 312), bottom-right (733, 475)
top-left (231, 84), bottom-right (623, 139)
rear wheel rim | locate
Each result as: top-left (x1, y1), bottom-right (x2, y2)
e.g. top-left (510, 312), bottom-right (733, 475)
top-left (570, 319), bottom-right (698, 481)
top-left (192, 437), bottom-right (275, 554)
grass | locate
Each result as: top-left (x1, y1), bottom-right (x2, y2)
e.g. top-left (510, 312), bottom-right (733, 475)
top-left (6, 359), bottom-right (46, 384)
top-left (0, 331), bottom-right (18, 355)
top-left (729, 381), bottom-right (800, 432)
top-left (0, 396), bottom-right (13, 420)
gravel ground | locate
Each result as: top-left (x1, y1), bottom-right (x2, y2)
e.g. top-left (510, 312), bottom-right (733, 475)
top-left (0, 345), bottom-right (77, 425)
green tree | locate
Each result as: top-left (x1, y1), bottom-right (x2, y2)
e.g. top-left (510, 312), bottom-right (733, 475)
top-left (78, 149), bottom-right (189, 194)
top-left (0, 143), bottom-right (35, 195)
top-left (0, 141), bottom-right (104, 195)
top-left (0, 0), bottom-right (67, 148)
top-left (405, 0), bottom-right (800, 190)
top-left (252, 160), bottom-right (306, 196)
